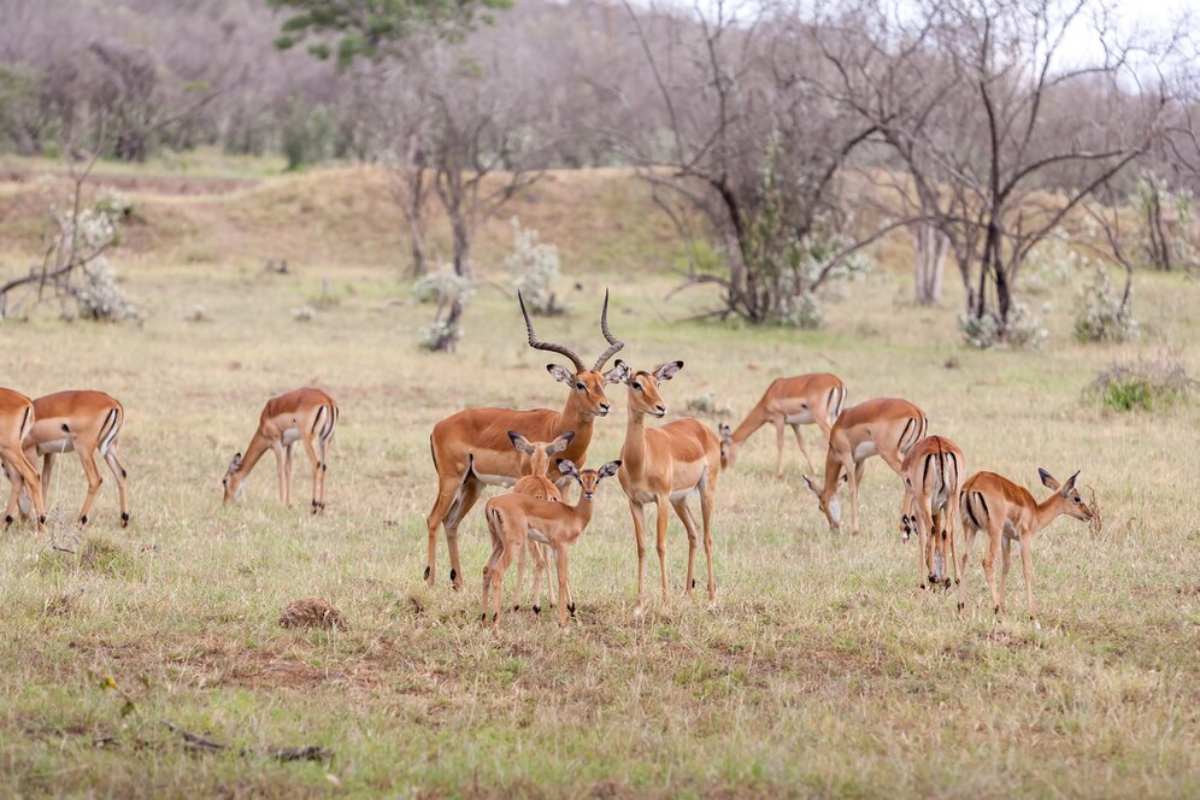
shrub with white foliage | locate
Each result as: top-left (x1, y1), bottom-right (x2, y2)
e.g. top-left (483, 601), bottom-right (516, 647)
top-left (507, 218), bottom-right (565, 315)
top-left (959, 302), bottom-right (1048, 350)
top-left (1073, 267), bottom-right (1138, 343)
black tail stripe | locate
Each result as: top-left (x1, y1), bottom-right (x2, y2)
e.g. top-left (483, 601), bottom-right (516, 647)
top-left (897, 418), bottom-right (913, 451)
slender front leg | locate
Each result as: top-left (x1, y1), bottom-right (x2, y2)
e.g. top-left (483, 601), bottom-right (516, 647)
top-left (791, 424), bottom-right (815, 474)
top-left (773, 418), bottom-right (786, 478)
top-left (2, 448), bottom-right (46, 534)
top-left (982, 520), bottom-right (1004, 616)
top-left (555, 545), bottom-right (571, 627)
top-left (655, 494), bottom-right (671, 605)
top-left (1019, 533), bottom-right (1038, 626)
top-left (284, 443), bottom-right (294, 505)
top-left (671, 499), bottom-right (698, 596)
top-left (915, 499), bottom-right (936, 587)
top-left (699, 476), bottom-right (717, 602)
top-left (999, 536), bottom-right (1013, 612)
top-left (529, 542), bottom-right (548, 614)
top-left (628, 500), bottom-right (649, 612)
top-left (272, 442), bottom-right (287, 505)
top-left (301, 435), bottom-right (322, 513)
top-left (846, 459), bottom-right (863, 535)
top-left (514, 539), bottom-right (528, 611)
top-left (444, 479), bottom-right (482, 591)
top-left (3, 460), bottom-right (21, 526)
top-left (40, 452), bottom-right (55, 509)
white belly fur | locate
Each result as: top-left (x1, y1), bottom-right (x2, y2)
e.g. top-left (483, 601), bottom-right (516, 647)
top-left (281, 427), bottom-right (301, 446)
top-left (472, 471), bottom-right (517, 488)
top-left (853, 440), bottom-right (877, 461)
top-left (37, 438), bottom-right (74, 455)
top-left (784, 410), bottom-right (815, 425)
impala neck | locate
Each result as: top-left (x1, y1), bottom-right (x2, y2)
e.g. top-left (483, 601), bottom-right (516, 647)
top-left (558, 391), bottom-right (597, 456)
top-left (622, 409), bottom-right (650, 482)
top-left (1032, 494), bottom-right (1067, 533)
top-left (731, 404), bottom-right (769, 446)
top-left (236, 431), bottom-right (272, 481)
top-left (819, 446), bottom-right (842, 502)
top-left (561, 493), bottom-right (595, 545)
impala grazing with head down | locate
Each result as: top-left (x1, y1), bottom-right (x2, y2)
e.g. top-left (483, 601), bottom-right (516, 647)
top-left (899, 435), bottom-right (965, 593)
top-left (14, 390), bottom-right (130, 528)
top-left (1, 387), bottom-right (46, 535)
top-left (614, 360), bottom-right (722, 611)
top-left (802, 397), bottom-right (926, 535)
top-left (718, 373), bottom-right (845, 476)
top-left (959, 467), bottom-right (1093, 627)
top-left (424, 291), bottom-right (624, 591)
top-left (483, 458), bottom-right (621, 627)
top-left (223, 387), bottom-right (338, 512)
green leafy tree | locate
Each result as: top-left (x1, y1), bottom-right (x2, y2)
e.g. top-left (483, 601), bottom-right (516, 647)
top-left (268, 0), bottom-right (512, 67)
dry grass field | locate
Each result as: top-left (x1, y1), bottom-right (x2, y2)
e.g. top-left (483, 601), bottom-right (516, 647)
top-left (1, 157), bottom-right (1200, 798)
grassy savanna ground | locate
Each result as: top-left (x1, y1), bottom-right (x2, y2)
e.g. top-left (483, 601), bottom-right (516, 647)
top-left (2, 158), bottom-right (1200, 797)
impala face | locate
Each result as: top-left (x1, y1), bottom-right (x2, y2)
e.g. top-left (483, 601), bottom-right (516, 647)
top-left (558, 458), bottom-right (622, 499)
top-left (718, 422), bottom-right (736, 468)
top-left (1039, 468), bottom-right (1093, 521)
top-left (222, 452), bottom-right (244, 503)
top-left (802, 474), bottom-right (843, 531)
top-left (622, 360), bottom-right (683, 418)
top-left (548, 363), bottom-right (625, 419)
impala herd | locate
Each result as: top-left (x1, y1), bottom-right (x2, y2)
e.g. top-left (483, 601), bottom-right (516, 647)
top-left (0, 291), bottom-right (1094, 630)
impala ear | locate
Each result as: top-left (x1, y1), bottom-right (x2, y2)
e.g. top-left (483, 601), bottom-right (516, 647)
top-left (548, 431), bottom-right (575, 454)
top-left (599, 459), bottom-right (622, 478)
top-left (802, 475), bottom-right (819, 495)
top-left (718, 422), bottom-right (732, 442)
top-left (653, 360), bottom-right (684, 382)
top-left (507, 431), bottom-right (535, 454)
top-left (547, 363), bottom-right (574, 385)
top-left (556, 458), bottom-right (580, 480)
top-left (1038, 468), bottom-right (1061, 491)
top-left (1063, 470), bottom-right (1080, 494)
top-left (604, 359), bottom-right (630, 384)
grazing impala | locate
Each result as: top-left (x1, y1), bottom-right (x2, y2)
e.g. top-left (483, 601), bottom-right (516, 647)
top-left (802, 397), bottom-right (926, 535)
top-left (614, 360), bottom-right (722, 611)
top-left (1, 387), bottom-right (46, 534)
top-left (959, 467), bottom-right (1093, 626)
top-left (483, 458), bottom-right (621, 628)
top-left (16, 390), bottom-right (130, 528)
top-left (898, 435), bottom-right (965, 593)
top-left (718, 373), bottom-right (846, 476)
top-left (506, 430), bottom-right (574, 612)
top-left (425, 291), bottom-right (624, 590)
top-left (223, 387), bottom-right (338, 512)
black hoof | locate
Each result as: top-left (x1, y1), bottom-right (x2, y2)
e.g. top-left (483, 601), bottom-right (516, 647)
top-left (121, 512), bottom-right (130, 528)
top-left (80, 515), bottom-right (88, 526)
top-left (513, 605), bottom-right (520, 612)
top-left (691, 579), bottom-right (696, 589)
top-left (480, 613), bottom-right (486, 623)
top-left (568, 603), bottom-right (576, 618)
top-left (491, 613), bottom-right (497, 622)
top-left (993, 606), bottom-right (1001, 615)
top-left (38, 515), bottom-right (46, 525)
top-left (449, 568), bottom-right (457, 582)
top-left (957, 602), bottom-right (965, 612)
top-left (3, 514), bottom-right (11, 527)
top-left (532, 605), bottom-right (541, 615)
top-left (423, 566), bottom-right (431, 580)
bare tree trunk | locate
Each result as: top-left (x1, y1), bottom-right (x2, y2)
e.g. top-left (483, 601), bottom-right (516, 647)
top-left (912, 222), bottom-right (949, 304)
top-left (450, 211), bottom-right (471, 278)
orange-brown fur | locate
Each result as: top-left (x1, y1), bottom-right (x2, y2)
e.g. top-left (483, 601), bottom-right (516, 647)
top-left (719, 373), bottom-right (845, 475)
top-left (0, 387), bottom-right (46, 534)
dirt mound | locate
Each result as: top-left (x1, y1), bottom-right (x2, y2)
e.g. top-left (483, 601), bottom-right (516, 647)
top-left (278, 598), bottom-right (347, 631)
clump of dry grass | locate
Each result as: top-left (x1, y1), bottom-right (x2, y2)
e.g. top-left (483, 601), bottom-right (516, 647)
top-left (278, 598), bottom-right (347, 631)
top-left (1088, 351), bottom-right (1196, 412)
top-left (1085, 485), bottom-right (1104, 536)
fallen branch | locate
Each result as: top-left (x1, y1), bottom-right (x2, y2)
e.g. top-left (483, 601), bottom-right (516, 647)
top-left (162, 721), bottom-right (332, 763)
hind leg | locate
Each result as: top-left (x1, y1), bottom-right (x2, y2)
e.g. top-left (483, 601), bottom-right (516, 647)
top-left (75, 442), bottom-right (105, 527)
top-left (2, 447), bottom-right (45, 535)
top-left (791, 424), bottom-right (815, 474)
top-left (699, 469), bottom-right (717, 602)
top-left (425, 476), bottom-right (464, 586)
top-left (104, 443), bottom-right (130, 527)
top-left (444, 478), bottom-right (483, 591)
top-left (672, 499), bottom-right (699, 596)
top-left (301, 435), bottom-right (323, 513)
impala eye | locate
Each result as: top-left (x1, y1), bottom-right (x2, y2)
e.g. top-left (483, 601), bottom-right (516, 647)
top-left (631, 381), bottom-right (642, 391)
top-left (575, 382), bottom-right (585, 390)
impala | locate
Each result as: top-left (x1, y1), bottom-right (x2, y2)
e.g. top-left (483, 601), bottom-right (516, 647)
top-left (223, 387), bottom-right (338, 512)
top-left (15, 390), bottom-right (130, 528)
top-left (614, 360), bottom-right (722, 611)
top-left (718, 373), bottom-right (846, 476)
top-left (506, 430), bottom-right (574, 613)
top-left (425, 291), bottom-right (624, 590)
top-left (482, 458), bottom-right (621, 628)
top-left (802, 397), bottom-right (926, 535)
top-left (959, 467), bottom-right (1093, 626)
top-left (0, 387), bottom-right (46, 535)
top-left (898, 435), bottom-right (965, 593)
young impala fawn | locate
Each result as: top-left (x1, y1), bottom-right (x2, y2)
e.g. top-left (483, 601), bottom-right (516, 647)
top-left (959, 467), bottom-right (1093, 627)
top-left (898, 435), bottom-right (965, 595)
top-left (482, 458), bottom-right (621, 628)
top-left (506, 430), bottom-right (574, 613)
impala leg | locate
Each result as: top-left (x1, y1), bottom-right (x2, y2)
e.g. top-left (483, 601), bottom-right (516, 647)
top-left (915, 498), bottom-right (935, 589)
top-left (628, 500), bottom-right (649, 612)
top-left (981, 519), bottom-right (1004, 616)
top-left (39, 452), bottom-right (54, 510)
top-left (672, 499), bottom-right (698, 597)
top-left (481, 523), bottom-right (504, 623)
top-left (425, 476), bottom-right (461, 586)
top-left (3, 460), bottom-right (21, 526)
top-left (878, 447), bottom-right (905, 478)
top-left (699, 476), bottom-right (717, 602)
top-left (445, 478), bottom-right (483, 592)
top-left (75, 442), bottom-right (104, 527)
top-left (555, 545), bottom-right (571, 627)
top-left (773, 418), bottom-right (786, 478)
top-left (491, 539), bottom-right (515, 629)
top-left (654, 494), bottom-right (670, 606)
top-left (513, 538), bottom-right (528, 611)
top-left (316, 433), bottom-right (331, 508)
top-left (4, 447), bottom-right (46, 534)
top-left (301, 435), bottom-right (323, 513)
top-left (1019, 532), bottom-right (1039, 626)
top-left (271, 442), bottom-right (287, 505)
top-left (529, 541), bottom-right (548, 614)
top-left (791, 424), bottom-right (815, 474)
top-left (846, 459), bottom-right (864, 536)
top-left (283, 443), bottom-right (294, 506)
top-left (104, 444), bottom-right (130, 527)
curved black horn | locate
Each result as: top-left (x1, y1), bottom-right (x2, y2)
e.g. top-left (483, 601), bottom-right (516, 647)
top-left (592, 289), bottom-right (625, 371)
top-left (519, 291), bottom-right (585, 372)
